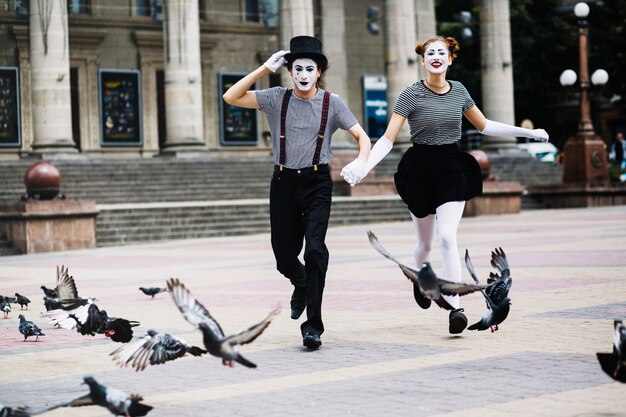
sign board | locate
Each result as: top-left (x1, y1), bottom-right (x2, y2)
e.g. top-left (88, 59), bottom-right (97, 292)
top-left (99, 69), bottom-right (142, 146)
top-left (218, 73), bottom-right (258, 146)
top-left (0, 67), bottom-right (21, 148)
top-left (362, 75), bottom-right (387, 140)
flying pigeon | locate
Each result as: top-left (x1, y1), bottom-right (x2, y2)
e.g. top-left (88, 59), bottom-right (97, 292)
top-left (1, 297), bottom-right (12, 318)
top-left (47, 303), bottom-right (139, 343)
top-left (110, 329), bottom-right (207, 371)
top-left (19, 375), bottom-right (153, 416)
top-left (367, 230), bottom-right (490, 310)
top-left (45, 265), bottom-right (94, 311)
top-left (14, 293), bottom-right (31, 310)
top-left (596, 320), bottom-right (626, 383)
top-left (18, 314), bottom-right (45, 341)
top-left (40, 285), bottom-right (58, 298)
top-left (0, 404), bottom-right (31, 417)
top-left (167, 277), bottom-right (280, 368)
top-left (138, 287), bottom-right (168, 299)
top-left (464, 247), bottom-right (513, 332)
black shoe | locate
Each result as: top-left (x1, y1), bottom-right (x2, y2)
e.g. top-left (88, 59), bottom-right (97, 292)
top-left (290, 286), bottom-right (306, 320)
top-left (303, 332), bottom-right (322, 350)
top-left (413, 283), bottom-right (432, 309)
top-left (449, 308), bottom-right (468, 334)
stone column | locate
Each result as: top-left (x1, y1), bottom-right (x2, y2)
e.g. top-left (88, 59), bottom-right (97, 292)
top-left (321, 0), bottom-right (351, 148)
top-left (161, 0), bottom-right (207, 154)
top-left (279, 0), bottom-right (314, 87)
top-left (479, 0), bottom-right (517, 151)
top-left (29, 0), bottom-right (76, 155)
top-left (385, 0), bottom-right (418, 144)
top-left (414, 0), bottom-right (437, 80)
top-left (133, 30), bottom-right (164, 156)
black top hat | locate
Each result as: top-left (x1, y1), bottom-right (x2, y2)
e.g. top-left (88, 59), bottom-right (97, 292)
top-left (284, 36), bottom-right (328, 68)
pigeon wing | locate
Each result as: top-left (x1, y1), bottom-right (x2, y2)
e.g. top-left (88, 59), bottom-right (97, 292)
top-left (464, 249), bottom-right (494, 308)
top-left (367, 230), bottom-right (412, 267)
top-left (398, 264), bottom-right (420, 285)
top-left (436, 278), bottom-right (491, 297)
top-left (167, 278), bottom-right (225, 338)
top-left (56, 265), bottom-right (79, 300)
top-left (224, 308), bottom-right (280, 346)
top-left (489, 247), bottom-right (511, 282)
top-left (367, 231), bottom-right (422, 285)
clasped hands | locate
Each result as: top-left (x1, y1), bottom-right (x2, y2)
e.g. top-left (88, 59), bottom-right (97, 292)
top-left (340, 159), bottom-right (367, 187)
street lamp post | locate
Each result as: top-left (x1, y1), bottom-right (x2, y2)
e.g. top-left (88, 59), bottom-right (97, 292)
top-left (560, 2), bottom-right (609, 186)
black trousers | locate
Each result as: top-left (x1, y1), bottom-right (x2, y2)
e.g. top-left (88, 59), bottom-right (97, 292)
top-left (269, 164), bottom-right (332, 336)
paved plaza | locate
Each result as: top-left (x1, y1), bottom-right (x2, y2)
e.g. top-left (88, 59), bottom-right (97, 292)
top-left (1, 205), bottom-right (625, 417)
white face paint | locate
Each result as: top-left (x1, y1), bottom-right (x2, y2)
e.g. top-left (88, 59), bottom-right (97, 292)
top-left (423, 41), bottom-right (451, 74)
top-left (291, 58), bottom-right (318, 92)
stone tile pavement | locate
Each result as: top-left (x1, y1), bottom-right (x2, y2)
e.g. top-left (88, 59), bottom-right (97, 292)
top-left (1, 205), bottom-right (625, 417)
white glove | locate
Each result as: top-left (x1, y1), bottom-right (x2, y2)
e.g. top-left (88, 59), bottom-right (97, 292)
top-left (480, 120), bottom-right (549, 143)
top-left (264, 50), bottom-right (290, 73)
top-left (340, 158), bottom-right (367, 187)
top-left (364, 136), bottom-right (393, 177)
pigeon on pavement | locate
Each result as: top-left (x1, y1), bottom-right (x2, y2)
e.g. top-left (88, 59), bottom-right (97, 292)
top-left (1, 297), bottom-right (12, 318)
top-left (19, 375), bottom-right (153, 416)
top-left (14, 293), bottom-right (31, 310)
top-left (167, 277), bottom-right (280, 368)
top-left (138, 287), bottom-right (167, 299)
top-left (40, 285), bottom-right (58, 298)
top-left (596, 320), bottom-right (626, 383)
top-left (18, 314), bottom-right (45, 341)
top-left (110, 329), bottom-right (208, 371)
top-left (464, 247), bottom-right (512, 332)
top-left (47, 303), bottom-right (139, 343)
top-left (367, 230), bottom-right (490, 310)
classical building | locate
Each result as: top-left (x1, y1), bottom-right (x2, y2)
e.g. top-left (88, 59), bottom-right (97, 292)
top-left (0, 1), bottom-right (353, 158)
top-left (0, 0), bottom-right (523, 160)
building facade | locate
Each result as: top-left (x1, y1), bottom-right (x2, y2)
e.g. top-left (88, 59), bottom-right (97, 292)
top-left (0, 0), bottom-right (400, 159)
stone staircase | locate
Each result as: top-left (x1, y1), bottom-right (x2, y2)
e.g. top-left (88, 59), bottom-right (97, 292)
top-left (0, 157), bottom-right (275, 204)
top-left (0, 151), bottom-right (563, 254)
top-left (95, 196), bottom-right (408, 247)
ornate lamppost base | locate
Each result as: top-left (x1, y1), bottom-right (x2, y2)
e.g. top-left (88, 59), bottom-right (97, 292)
top-left (562, 133), bottom-right (609, 186)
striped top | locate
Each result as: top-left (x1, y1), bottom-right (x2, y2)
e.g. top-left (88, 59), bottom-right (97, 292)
top-left (393, 80), bottom-right (475, 145)
top-left (256, 87), bottom-right (358, 169)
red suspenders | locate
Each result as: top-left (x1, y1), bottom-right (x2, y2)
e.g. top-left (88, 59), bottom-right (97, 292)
top-left (278, 89), bottom-right (332, 171)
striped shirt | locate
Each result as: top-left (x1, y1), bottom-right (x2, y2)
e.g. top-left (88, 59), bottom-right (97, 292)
top-left (256, 87), bottom-right (358, 169)
top-left (393, 80), bottom-right (475, 145)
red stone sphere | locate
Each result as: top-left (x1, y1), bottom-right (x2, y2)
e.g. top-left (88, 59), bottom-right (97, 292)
top-left (24, 161), bottom-right (62, 200)
top-left (468, 149), bottom-right (491, 179)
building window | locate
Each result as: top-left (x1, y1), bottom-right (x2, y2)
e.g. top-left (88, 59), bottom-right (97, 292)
top-left (136, 0), bottom-right (151, 17)
top-left (68, 0), bottom-right (90, 14)
top-left (245, 0), bottom-right (278, 29)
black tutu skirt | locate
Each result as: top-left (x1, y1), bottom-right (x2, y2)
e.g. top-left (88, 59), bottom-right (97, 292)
top-left (394, 143), bottom-right (483, 218)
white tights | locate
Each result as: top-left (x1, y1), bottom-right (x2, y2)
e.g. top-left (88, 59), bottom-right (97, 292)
top-left (411, 201), bottom-right (465, 309)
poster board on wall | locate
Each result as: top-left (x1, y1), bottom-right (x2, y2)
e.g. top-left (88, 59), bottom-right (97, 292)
top-left (99, 69), bottom-right (143, 146)
top-left (218, 73), bottom-right (258, 146)
top-left (0, 67), bottom-right (21, 148)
